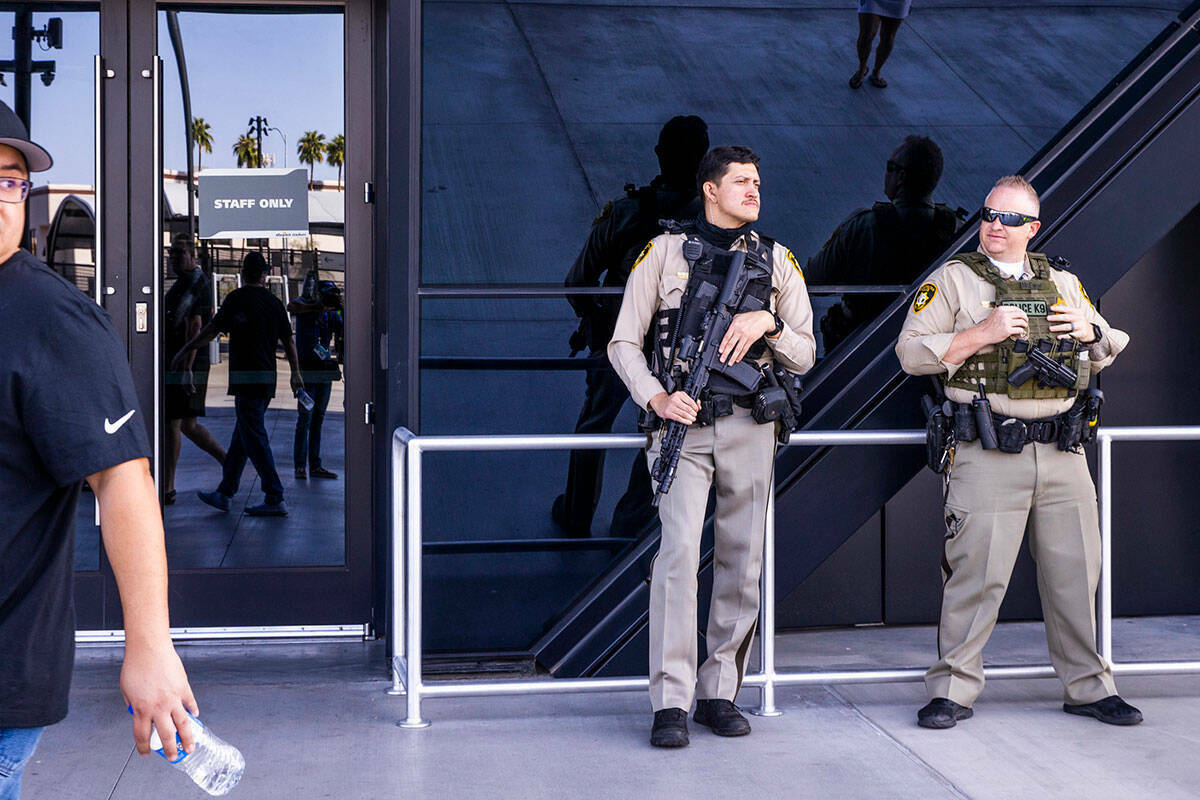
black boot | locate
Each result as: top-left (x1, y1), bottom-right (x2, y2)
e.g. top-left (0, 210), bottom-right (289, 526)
top-left (917, 697), bottom-right (973, 729)
top-left (650, 708), bottom-right (689, 748)
top-left (693, 699), bottom-right (751, 736)
top-left (1063, 695), bottom-right (1143, 726)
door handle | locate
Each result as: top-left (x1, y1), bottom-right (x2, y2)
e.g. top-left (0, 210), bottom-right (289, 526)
top-left (151, 56), bottom-right (162, 490)
top-left (93, 55), bottom-right (102, 306)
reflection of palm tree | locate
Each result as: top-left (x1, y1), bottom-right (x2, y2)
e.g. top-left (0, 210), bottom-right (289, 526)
top-left (233, 133), bottom-right (259, 168)
top-left (297, 131), bottom-right (326, 189)
top-left (192, 117), bottom-right (213, 173)
top-left (326, 134), bottom-right (344, 191)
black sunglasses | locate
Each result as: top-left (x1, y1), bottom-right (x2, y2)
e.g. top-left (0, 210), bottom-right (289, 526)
top-left (980, 206), bottom-right (1038, 226)
top-left (886, 160), bottom-right (905, 173)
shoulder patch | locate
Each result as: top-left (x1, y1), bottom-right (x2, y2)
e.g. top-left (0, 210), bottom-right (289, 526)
top-left (592, 200), bottom-right (613, 226)
top-left (784, 249), bottom-right (804, 280)
top-left (1077, 278), bottom-right (1094, 309)
top-left (631, 241), bottom-right (653, 271)
top-left (913, 282), bottom-right (938, 313)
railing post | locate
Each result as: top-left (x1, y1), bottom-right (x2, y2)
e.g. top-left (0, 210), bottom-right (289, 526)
top-left (1098, 432), bottom-right (1113, 663)
top-left (388, 429), bottom-right (413, 696)
top-left (751, 477), bottom-right (782, 717)
top-left (400, 438), bottom-right (431, 728)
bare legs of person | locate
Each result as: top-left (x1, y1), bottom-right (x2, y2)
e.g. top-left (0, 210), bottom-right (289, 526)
top-left (851, 13), bottom-right (903, 88)
top-left (165, 417), bottom-right (228, 503)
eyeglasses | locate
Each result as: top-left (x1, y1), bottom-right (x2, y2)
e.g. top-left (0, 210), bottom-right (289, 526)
top-left (886, 160), bottom-right (905, 173)
top-left (980, 206), bottom-right (1038, 226)
top-left (0, 177), bottom-right (31, 204)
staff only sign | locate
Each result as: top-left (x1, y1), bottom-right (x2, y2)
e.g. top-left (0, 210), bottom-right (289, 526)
top-left (198, 168), bottom-right (309, 239)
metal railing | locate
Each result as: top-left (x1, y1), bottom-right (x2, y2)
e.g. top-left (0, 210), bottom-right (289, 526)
top-left (388, 425), bottom-right (1200, 728)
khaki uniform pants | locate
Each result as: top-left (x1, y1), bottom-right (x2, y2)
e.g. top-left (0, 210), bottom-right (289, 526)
top-left (927, 440), bottom-right (1117, 707)
top-left (646, 406), bottom-right (776, 712)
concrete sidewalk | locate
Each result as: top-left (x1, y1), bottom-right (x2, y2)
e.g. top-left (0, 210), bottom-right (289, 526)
top-left (21, 616), bottom-right (1200, 799)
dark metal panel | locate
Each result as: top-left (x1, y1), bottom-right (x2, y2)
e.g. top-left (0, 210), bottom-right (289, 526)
top-left (104, 0), bottom-right (159, 628)
top-left (374, 0), bottom-right (420, 637)
top-left (342, 0), bottom-right (378, 630)
top-left (1094, 204), bottom-right (1200, 616)
top-left (165, 570), bottom-right (362, 625)
top-left (777, 511), bottom-right (882, 629)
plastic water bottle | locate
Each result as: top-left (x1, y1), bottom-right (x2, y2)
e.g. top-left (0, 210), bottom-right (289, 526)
top-left (296, 387), bottom-right (315, 412)
top-left (131, 707), bottom-right (246, 795)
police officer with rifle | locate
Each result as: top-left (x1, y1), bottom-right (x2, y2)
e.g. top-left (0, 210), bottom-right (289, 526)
top-left (897, 175), bottom-right (1142, 730)
top-left (608, 145), bottom-right (815, 748)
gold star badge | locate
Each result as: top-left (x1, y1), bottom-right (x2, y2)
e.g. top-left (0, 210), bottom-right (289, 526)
top-left (913, 282), bottom-right (938, 313)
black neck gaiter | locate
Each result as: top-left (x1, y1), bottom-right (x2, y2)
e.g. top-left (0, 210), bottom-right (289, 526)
top-left (694, 214), bottom-right (751, 250)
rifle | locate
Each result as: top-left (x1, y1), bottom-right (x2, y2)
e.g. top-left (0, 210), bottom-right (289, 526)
top-left (650, 249), bottom-right (768, 506)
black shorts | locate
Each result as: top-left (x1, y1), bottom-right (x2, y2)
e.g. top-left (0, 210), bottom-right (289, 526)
top-left (165, 366), bottom-right (210, 420)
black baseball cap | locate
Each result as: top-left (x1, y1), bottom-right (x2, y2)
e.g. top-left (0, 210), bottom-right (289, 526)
top-left (0, 100), bottom-right (52, 172)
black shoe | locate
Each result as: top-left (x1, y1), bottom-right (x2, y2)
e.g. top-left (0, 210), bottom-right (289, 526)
top-left (295, 468), bottom-right (307, 480)
top-left (1063, 695), bottom-right (1143, 726)
top-left (650, 708), bottom-right (689, 748)
top-left (246, 499), bottom-right (288, 517)
top-left (310, 466), bottom-right (338, 479)
top-left (917, 698), bottom-right (973, 729)
top-left (197, 490), bottom-right (231, 513)
top-left (693, 699), bottom-right (751, 736)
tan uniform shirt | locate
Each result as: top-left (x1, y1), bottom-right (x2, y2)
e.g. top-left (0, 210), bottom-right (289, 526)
top-left (608, 230), bottom-right (816, 411)
top-left (896, 249), bottom-right (1130, 419)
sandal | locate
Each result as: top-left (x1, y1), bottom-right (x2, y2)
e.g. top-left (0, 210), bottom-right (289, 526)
top-left (869, 74), bottom-right (888, 88)
top-left (849, 70), bottom-right (867, 89)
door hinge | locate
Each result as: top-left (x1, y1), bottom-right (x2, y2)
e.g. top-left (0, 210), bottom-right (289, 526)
top-left (363, 182), bottom-right (375, 204)
top-left (364, 402), bottom-right (375, 426)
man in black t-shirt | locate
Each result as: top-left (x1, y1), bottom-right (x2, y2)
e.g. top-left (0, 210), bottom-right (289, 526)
top-left (173, 251), bottom-right (303, 517)
top-left (0, 101), bottom-right (197, 798)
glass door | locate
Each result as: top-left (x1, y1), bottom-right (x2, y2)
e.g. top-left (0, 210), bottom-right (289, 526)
top-left (107, 0), bottom-right (375, 630)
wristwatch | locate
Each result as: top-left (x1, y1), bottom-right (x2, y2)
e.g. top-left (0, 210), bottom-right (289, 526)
top-left (767, 311), bottom-right (784, 338)
top-left (1090, 323), bottom-right (1103, 345)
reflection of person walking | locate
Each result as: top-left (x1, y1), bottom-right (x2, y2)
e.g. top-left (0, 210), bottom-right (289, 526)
top-left (172, 252), bottom-right (304, 517)
top-left (163, 234), bottom-right (226, 504)
top-left (849, 0), bottom-right (912, 89)
top-left (555, 115), bottom-right (709, 538)
top-left (288, 279), bottom-right (343, 480)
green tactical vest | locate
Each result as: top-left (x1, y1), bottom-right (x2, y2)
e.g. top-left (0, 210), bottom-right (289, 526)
top-left (943, 251), bottom-right (1089, 399)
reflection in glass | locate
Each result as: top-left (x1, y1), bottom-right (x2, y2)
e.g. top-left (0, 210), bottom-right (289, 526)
top-left (806, 135), bottom-right (965, 354)
top-left (419, 0), bottom-right (1191, 652)
top-left (158, 10), bottom-right (345, 569)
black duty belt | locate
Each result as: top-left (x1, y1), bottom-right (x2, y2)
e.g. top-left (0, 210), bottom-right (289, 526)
top-left (994, 412), bottom-right (1063, 445)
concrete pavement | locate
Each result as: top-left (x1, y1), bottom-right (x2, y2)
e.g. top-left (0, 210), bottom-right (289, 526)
top-left (21, 616), bottom-right (1200, 799)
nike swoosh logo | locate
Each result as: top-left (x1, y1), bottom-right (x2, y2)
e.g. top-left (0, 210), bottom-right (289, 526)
top-left (104, 409), bottom-right (137, 435)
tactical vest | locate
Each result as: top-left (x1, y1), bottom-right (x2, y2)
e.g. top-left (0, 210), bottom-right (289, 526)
top-left (943, 251), bottom-right (1089, 399)
top-left (649, 223), bottom-right (775, 398)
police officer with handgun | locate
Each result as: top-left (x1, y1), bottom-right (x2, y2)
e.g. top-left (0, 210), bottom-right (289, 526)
top-left (897, 175), bottom-right (1142, 729)
top-left (608, 145), bottom-right (815, 747)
